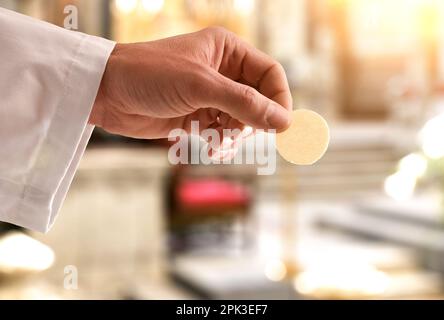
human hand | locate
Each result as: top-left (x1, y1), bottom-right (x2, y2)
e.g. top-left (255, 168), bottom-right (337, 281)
top-left (89, 27), bottom-right (292, 139)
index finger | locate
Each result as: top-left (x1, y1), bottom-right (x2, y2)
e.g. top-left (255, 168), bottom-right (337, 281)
top-left (217, 34), bottom-right (293, 111)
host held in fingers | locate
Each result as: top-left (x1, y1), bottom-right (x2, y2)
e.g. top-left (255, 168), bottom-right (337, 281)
top-left (0, 7), bottom-right (292, 232)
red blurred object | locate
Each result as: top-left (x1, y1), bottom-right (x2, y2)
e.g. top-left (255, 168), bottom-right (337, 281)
top-left (177, 179), bottom-right (250, 213)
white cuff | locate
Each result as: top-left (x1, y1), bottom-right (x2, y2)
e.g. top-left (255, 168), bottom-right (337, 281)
top-left (0, 34), bottom-right (115, 232)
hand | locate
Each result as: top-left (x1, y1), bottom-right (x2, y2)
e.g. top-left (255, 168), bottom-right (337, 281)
top-left (89, 27), bottom-right (292, 139)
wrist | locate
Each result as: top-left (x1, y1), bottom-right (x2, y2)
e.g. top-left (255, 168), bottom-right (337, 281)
top-left (89, 43), bottom-right (123, 126)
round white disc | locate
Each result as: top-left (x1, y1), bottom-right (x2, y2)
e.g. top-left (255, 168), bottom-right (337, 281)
top-left (276, 109), bottom-right (330, 165)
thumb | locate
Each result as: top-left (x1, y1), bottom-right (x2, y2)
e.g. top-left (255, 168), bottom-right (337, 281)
top-left (206, 71), bottom-right (291, 131)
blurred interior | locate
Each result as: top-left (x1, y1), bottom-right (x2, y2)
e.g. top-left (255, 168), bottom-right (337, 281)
top-left (2, 0), bottom-right (444, 299)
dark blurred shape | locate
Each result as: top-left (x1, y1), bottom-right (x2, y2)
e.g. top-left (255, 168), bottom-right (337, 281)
top-left (0, 222), bottom-right (22, 234)
top-left (166, 163), bottom-right (252, 254)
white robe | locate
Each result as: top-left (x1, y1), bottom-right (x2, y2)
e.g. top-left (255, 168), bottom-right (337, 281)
top-left (0, 8), bottom-right (115, 232)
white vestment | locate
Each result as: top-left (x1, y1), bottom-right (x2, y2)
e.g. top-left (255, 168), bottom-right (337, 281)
top-left (0, 8), bottom-right (115, 232)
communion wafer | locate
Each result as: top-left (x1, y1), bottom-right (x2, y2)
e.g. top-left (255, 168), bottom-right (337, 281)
top-left (276, 109), bottom-right (329, 165)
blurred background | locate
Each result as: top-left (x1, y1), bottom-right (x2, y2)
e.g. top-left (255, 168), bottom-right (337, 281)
top-left (2, 0), bottom-right (444, 299)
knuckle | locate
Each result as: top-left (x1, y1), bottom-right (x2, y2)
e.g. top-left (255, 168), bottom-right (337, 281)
top-left (241, 86), bottom-right (257, 109)
top-left (274, 62), bottom-right (285, 75)
top-left (202, 26), bottom-right (230, 39)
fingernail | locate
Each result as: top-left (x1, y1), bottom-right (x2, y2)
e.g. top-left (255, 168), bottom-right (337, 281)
top-left (265, 104), bottom-right (291, 130)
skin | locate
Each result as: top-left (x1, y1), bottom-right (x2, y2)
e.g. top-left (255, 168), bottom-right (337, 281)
top-left (89, 27), bottom-right (292, 139)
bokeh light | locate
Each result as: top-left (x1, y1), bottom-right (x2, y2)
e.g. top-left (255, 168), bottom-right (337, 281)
top-left (264, 259), bottom-right (287, 282)
top-left (115, 0), bottom-right (138, 14)
top-left (421, 113), bottom-right (444, 159)
top-left (141, 0), bottom-right (164, 15)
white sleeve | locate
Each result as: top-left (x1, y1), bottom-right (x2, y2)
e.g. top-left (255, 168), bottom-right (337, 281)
top-left (0, 8), bottom-right (116, 232)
